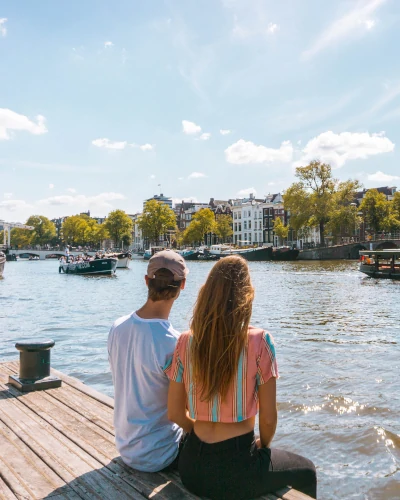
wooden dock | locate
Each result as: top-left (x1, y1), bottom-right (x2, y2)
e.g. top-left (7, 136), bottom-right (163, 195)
top-left (0, 361), bottom-right (311, 500)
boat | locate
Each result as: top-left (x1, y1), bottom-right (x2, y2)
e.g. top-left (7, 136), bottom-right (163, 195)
top-left (359, 249), bottom-right (400, 280)
top-left (143, 247), bottom-right (164, 260)
top-left (271, 246), bottom-right (299, 261)
top-left (209, 244), bottom-right (234, 257)
top-left (220, 246), bottom-right (273, 261)
top-left (0, 251), bottom-right (5, 277)
top-left (59, 257), bottom-right (118, 276)
top-left (177, 248), bottom-right (199, 261)
top-left (106, 251), bottom-right (132, 268)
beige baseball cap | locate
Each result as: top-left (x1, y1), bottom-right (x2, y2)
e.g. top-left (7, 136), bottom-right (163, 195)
top-left (147, 250), bottom-right (189, 281)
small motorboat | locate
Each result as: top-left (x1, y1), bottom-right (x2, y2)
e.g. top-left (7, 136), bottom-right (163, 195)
top-left (359, 250), bottom-right (400, 280)
top-left (0, 251), bottom-right (5, 278)
top-left (177, 248), bottom-right (199, 260)
top-left (106, 251), bottom-right (132, 268)
top-left (271, 246), bottom-right (299, 261)
top-left (59, 257), bottom-right (117, 276)
top-left (143, 247), bottom-right (164, 260)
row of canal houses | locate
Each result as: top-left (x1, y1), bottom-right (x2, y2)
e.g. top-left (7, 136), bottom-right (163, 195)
top-left (129, 192), bottom-right (321, 250)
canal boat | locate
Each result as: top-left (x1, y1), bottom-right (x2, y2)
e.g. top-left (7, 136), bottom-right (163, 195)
top-left (177, 248), bottom-right (199, 260)
top-left (59, 257), bottom-right (117, 276)
top-left (105, 251), bottom-right (132, 268)
top-left (143, 247), bottom-right (164, 260)
top-left (271, 246), bottom-right (300, 261)
top-left (220, 246), bottom-right (273, 261)
top-left (0, 251), bottom-right (5, 277)
top-left (359, 249), bottom-right (400, 280)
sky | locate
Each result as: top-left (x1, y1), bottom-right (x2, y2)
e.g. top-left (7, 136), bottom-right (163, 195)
top-left (1, 0), bottom-right (400, 223)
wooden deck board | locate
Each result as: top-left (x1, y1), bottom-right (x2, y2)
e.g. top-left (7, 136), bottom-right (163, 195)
top-left (0, 361), bottom-right (311, 500)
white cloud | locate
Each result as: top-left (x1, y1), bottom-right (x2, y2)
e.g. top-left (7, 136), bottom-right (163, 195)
top-left (198, 132), bottom-right (211, 141)
top-left (104, 41), bottom-right (114, 48)
top-left (67, 188), bottom-right (76, 193)
top-left (92, 138), bottom-right (127, 150)
top-left (172, 197), bottom-right (199, 206)
top-left (364, 19), bottom-right (376, 30)
top-left (3, 193), bottom-right (12, 199)
top-left (296, 130), bottom-right (395, 169)
top-left (49, 183), bottom-right (54, 189)
top-left (0, 199), bottom-right (32, 211)
top-left (0, 18), bottom-right (7, 37)
top-left (0, 109), bottom-right (47, 140)
top-left (220, 129), bottom-right (232, 135)
top-left (237, 187), bottom-right (257, 197)
top-left (188, 172), bottom-right (207, 179)
top-left (139, 143), bottom-right (154, 151)
top-left (267, 23), bottom-right (279, 34)
top-left (367, 171), bottom-right (400, 182)
top-left (178, 177), bottom-right (184, 181)
top-left (38, 192), bottom-right (125, 209)
top-left (182, 120), bottom-right (202, 135)
top-left (149, 174), bottom-right (155, 179)
top-left (301, 0), bottom-right (386, 60)
top-left (225, 139), bottom-right (293, 164)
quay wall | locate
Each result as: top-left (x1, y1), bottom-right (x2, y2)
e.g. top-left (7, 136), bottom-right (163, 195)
top-left (298, 240), bottom-right (400, 260)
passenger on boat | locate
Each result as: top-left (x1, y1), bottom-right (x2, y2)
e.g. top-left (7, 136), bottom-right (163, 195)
top-left (108, 250), bottom-right (189, 472)
top-left (167, 256), bottom-right (317, 499)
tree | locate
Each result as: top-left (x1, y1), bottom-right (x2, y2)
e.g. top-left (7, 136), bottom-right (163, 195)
top-left (137, 200), bottom-right (176, 246)
top-left (62, 216), bottom-right (89, 245)
top-left (26, 215), bottom-right (56, 246)
top-left (384, 191), bottom-right (400, 232)
top-left (273, 217), bottom-right (289, 243)
top-left (10, 228), bottom-right (32, 248)
top-left (105, 209), bottom-right (133, 248)
top-left (215, 214), bottom-right (233, 242)
top-left (360, 189), bottom-right (390, 234)
top-left (84, 219), bottom-right (109, 247)
top-left (183, 208), bottom-right (216, 245)
top-left (284, 161), bottom-right (361, 244)
top-left (182, 221), bottom-right (203, 245)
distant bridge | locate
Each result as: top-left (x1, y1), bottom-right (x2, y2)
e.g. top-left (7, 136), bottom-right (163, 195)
top-left (299, 239), bottom-right (400, 260)
top-left (5, 249), bottom-right (97, 261)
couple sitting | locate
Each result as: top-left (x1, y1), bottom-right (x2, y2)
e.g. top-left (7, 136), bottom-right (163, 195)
top-left (108, 250), bottom-right (317, 500)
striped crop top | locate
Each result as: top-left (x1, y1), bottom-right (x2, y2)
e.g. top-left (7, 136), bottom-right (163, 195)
top-left (165, 327), bottom-right (279, 423)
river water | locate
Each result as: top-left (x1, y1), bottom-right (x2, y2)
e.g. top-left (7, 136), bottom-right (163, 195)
top-left (0, 259), bottom-right (399, 499)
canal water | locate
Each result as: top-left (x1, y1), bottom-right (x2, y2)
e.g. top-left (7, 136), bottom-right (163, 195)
top-left (0, 259), bottom-right (399, 499)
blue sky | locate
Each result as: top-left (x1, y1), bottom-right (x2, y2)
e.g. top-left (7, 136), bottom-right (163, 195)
top-left (1, 0), bottom-right (400, 222)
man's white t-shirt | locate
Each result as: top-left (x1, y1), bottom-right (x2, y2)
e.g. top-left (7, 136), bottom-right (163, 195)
top-left (108, 312), bottom-right (182, 472)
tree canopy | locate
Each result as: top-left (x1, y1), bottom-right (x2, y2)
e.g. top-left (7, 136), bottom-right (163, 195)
top-left (104, 210), bottom-right (133, 247)
top-left (137, 200), bottom-right (176, 245)
top-left (26, 215), bottom-right (56, 246)
top-left (183, 208), bottom-right (216, 245)
top-left (215, 214), bottom-right (233, 242)
top-left (284, 161), bottom-right (361, 244)
top-left (360, 189), bottom-right (393, 234)
top-left (273, 217), bottom-right (289, 242)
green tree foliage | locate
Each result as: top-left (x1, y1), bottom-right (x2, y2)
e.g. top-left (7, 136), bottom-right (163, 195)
top-left (273, 217), bottom-right (289, 242)
top-left (26, 215), bottom-right (56, 246)
top-left (215, 214), bottom-right (233, 242)
top-left (182, 221), bottom-right (203, 245)
top-left (84, 218), bottom-right (110, 247)
top-left (183, 208), bottom-right (216, 245)
top-left (384, 191), bottom-right (400, 232)
top-left (62, 215), bottom-right (89, 245)
top-left (104, 209), bottom-right (133, 247)
top-left (359, 189), bottom-right (390, 234)
top-left (284, 161), bottom-right (361, 243)
top-left (137, 200), bottom-right (176, 245)
top-left (10, 228), bottom-right (33, 247)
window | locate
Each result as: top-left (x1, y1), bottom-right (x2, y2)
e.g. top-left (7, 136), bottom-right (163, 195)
top-left (259, 221), bottom-right (262, 230)
top-left (259, 232), bottom-right (262, 242)
top-left (234, 212), bottom-right (237, 219)
top-left (254, 233), bottom-right (258, 242)
top-left (248, 221), bottom-right (251, 229)
top-left (238, 213), bottom-right (242, 219)
top-left (244, 221), bottom-right (247, 230)
top-left (248, 210), bottom-right (251, 217)
top-left (244, 233), bottom-right (247, 242)
top-left (234, 223), bottom-right (237, 232)
top-left (254, 212), bottom-right (257, 219)
top-left (239, 223), bottom-right (242, 231)
top-left (259, 211), bottom-right (262, 219)
top-left (248, 234), bottom-right (252, 243)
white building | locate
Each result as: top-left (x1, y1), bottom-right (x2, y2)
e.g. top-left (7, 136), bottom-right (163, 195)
top-left (143, 193), bottom-right (173, 209)
top-left (128, 213), bottom-right (144, 251)
top-left (232, 194), bottom-right (265, 246)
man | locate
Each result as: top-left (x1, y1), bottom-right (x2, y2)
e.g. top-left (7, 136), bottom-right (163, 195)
top-left (108, 250), bottom-right (188, 472)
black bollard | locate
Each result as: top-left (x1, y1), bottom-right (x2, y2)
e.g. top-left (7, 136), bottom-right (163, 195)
top-left (8, 339), bottom-right (62, 392)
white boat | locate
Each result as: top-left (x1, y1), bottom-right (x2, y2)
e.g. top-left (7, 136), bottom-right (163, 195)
top-left (0, 251), bottom-right (5, 277)
top-left (359, 249), bottom-right (400, 280)
top-left (209, 244), bottom-right (233, 256)
top-left (105, 251), bottom-right (132, 268)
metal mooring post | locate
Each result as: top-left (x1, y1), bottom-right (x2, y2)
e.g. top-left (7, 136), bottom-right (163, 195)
top-left (8, 339), bottom-right (62, 392)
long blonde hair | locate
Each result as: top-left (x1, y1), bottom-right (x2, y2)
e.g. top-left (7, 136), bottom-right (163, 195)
top-left (190, 255), bottom-right (254, 402)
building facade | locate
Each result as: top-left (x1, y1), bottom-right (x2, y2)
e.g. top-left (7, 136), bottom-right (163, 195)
top-left (143, 193), bottom-right (173, 209)
top-left (232, 194), bottom-right (265, 246)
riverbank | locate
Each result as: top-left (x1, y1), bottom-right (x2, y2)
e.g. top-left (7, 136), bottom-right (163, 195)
top-left (1, 260), bottom-right (399, 499)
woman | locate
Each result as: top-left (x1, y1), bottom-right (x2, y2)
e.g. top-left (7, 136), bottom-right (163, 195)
top-left (167, 256), bottom-right (317, 499)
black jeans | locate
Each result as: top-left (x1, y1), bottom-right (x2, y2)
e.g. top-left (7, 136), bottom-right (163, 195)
top-left (178, 431), bottom-right (317, 500)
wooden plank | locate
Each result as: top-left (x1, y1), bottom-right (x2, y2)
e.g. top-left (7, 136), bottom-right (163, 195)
top-left (0, 418), bottom-right (72, 499)
top-left (0, 384), bottom-right (146, 499)
top-left (0, 475), bottom-right (18, 500)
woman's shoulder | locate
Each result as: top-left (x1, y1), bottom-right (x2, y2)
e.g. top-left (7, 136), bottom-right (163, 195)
top-left (248, 326), bottom-right (276, 347)
top-left (176, 331), bottom-right (192, 349)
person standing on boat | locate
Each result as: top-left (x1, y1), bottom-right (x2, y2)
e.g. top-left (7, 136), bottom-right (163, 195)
top-left (108, 250), bottom-right (188, 472)
top-left (167, 256), bottom-right (317, 499)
